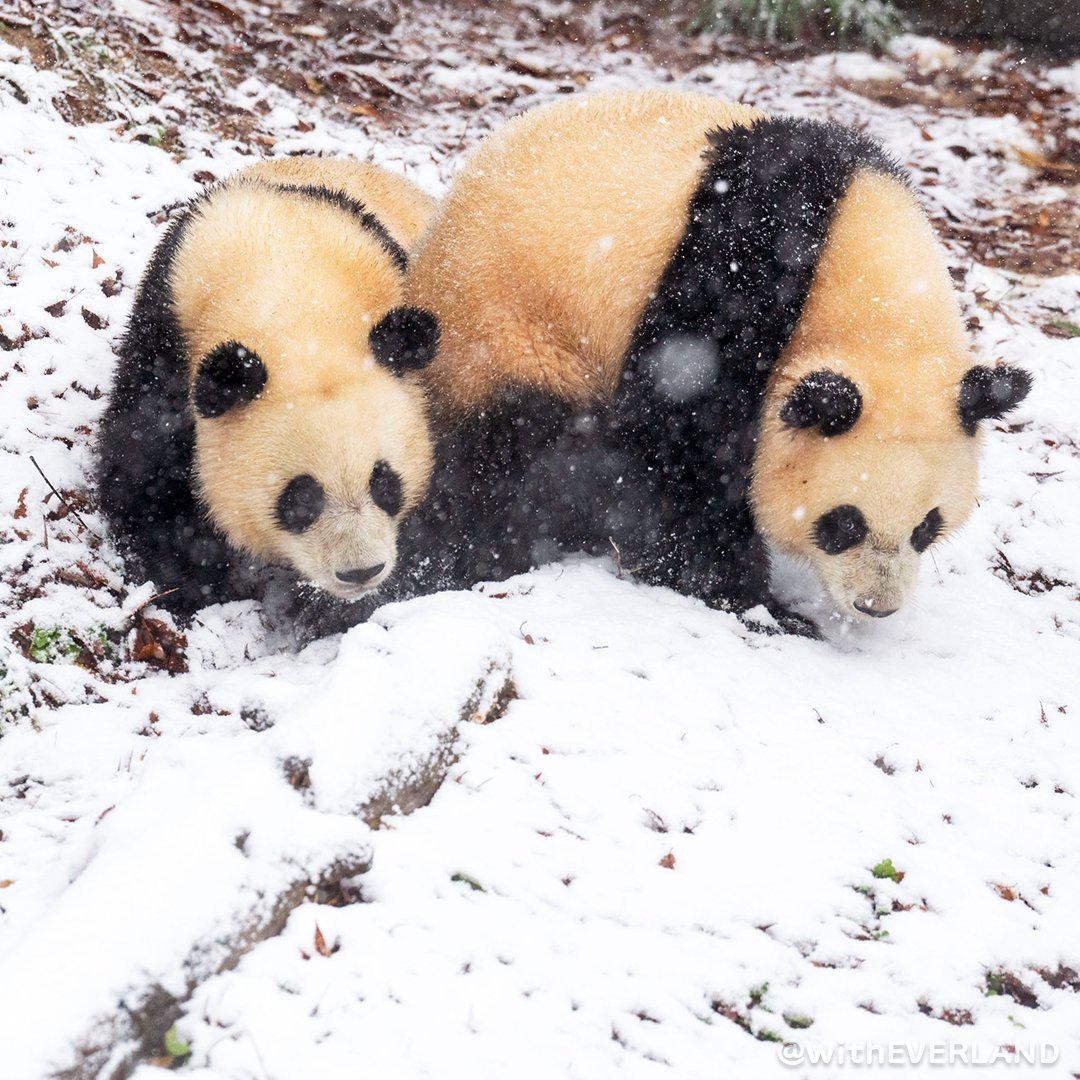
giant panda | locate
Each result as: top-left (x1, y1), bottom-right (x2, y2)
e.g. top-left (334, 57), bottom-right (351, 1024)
top-left (97, 157), bottom-right (441, 615)
top-left (401, 89), bottom-right (1031, 631)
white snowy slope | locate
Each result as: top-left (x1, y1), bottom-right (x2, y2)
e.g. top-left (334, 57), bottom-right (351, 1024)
top-left (0, 9), bottom-right (1078, 1080)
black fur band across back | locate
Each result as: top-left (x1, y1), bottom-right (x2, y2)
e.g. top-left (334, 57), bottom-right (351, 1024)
top-left (610, 117), bottom-right (905, 617)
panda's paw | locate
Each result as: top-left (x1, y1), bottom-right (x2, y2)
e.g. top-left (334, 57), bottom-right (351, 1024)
top-left (741, 602), bottom-right (821, 640)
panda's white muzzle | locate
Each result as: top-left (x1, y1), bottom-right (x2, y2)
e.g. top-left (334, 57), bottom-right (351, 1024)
top-left (320, 559), bottom-right (392, 599)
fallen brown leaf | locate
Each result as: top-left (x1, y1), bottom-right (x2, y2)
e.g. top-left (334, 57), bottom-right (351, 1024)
top-left (132, 616), bottom-right (188, 674)
top-left (1014, 145), bottom-right (1080, 177)
top-left (314, 924), bottom-right (336, 957)
top-left (81, 307), bottom-right (108, 330)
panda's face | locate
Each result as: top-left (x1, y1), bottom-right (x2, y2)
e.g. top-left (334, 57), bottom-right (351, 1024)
top-left (190, 308), bottom-right (438, 598)
top-left (267, 446), bottom-right (412, 600)
top-left (747, 170), bottom-right (1032, 621)
top-left (752, 362), bottom-right (1030, 620)
top-left (786, 439), bottom-right (977, 619)
top-left (198, 381), bottom-right (432, 599)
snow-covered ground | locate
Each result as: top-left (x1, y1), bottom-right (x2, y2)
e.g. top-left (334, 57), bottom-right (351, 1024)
top-left (1, 3), bottom-right (1079, 1077)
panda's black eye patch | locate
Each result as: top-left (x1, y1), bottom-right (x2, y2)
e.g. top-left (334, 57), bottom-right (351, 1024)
top-left (911, 507), bottom-right (944, 553)
top-left (813, 505), bottom-right (868, 555)
top-left (369, 460), bottom-right (403, 517)
top-left (193, 342), bottom-right (267, 418)
top-left (369, 306), bottom-right (440, 374)
top-left (275, 474), bottom-right (324, 534)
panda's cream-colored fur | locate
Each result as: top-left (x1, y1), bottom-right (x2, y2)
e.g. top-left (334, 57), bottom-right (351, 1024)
top-left (409, 89), bottom-right (984, 620)
top-left (171, 159), bottom-right (435, 598)
top-left (239, 157), bottom-right (435, 252)
top-left (408, 90), bottom-right (763, 421)
top-left (750, 171), bottom-right (980, 616)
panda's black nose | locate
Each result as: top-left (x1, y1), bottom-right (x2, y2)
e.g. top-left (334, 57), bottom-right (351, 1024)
top-left (854, 600), bottom-right (898, 618)
top-left (336, 563), bottom-right (386, 586)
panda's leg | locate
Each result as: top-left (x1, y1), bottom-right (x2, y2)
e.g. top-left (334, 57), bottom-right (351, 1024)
top-left (745, 604), bottom-right (821, 639)
top-left (614, 468), bottom-right (768, 609)
top-left (396, 389), bottom-right (590, 594)
top-left (604, 403), bottom-right (819, 637)
top-left (677, 495), bottom-right (819, 636)
top-left (640, 492), bottom-right (818, 637)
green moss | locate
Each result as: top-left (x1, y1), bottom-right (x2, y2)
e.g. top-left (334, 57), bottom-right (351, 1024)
top-left (144, 125), bottom-right (168, 148)
top-left (872, 857), bottom-right (902, 882)
top-left (163, 1025), bottom-right (191, 1062)
top-left (785, 1013), bottom-right (814, 1029)
top-left (451, 872), bottom-right (485, 892)
top-left (28, 626), bottom-right (79, 663)
top-left (1048, 320), bottom-right (1080, 337)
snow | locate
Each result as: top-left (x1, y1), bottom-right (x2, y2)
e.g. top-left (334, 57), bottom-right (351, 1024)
top-left (648, 335), bottom-right (721, 403)
top-left (1, 5), bottom-right (1080, 1079)
top-left (888, 35), bottom-right (962, 74)
top-left (1045, 65), bottom-right (1080, 95)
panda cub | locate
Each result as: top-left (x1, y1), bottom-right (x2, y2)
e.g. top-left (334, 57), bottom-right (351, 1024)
top-left (403, 90), bottom-right (1031, 630)
top-left (97, 158), bottom-right (441, 615)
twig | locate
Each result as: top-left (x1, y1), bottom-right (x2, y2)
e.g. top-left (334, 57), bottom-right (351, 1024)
top-left (348, 64), bottom-right (424, 104)
top-left (609, 537), bottom-right (624, 578)
top-left (608, 537), bottom-right (641, 579)
top-left (29, 454), bottom-right (96, 534)
top-left (124, 587), bottom-right (179, 624)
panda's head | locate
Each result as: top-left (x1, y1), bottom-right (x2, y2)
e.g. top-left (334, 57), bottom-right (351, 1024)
top-left (752, 362), bottom-right (1031, 620)
top-left (190, 306), bottom-right (439, 599)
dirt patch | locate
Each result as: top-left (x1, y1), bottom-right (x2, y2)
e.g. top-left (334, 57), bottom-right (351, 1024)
top-left (8, 0), bottom-right (1078, 279)
top-left (845, 52), bottom-right (1080, 276)
top-left (1, 4), bottom-right (276, 145)
top-left (943, 192), bottom-right (1080, 276)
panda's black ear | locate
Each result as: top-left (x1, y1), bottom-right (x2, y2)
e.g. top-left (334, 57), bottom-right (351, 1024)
top-left (370, 306), bottom-right (440, 374)
top-left (958, 365), bottom-right (1032, 436)
top-left (779, 370), bottom-right (862, 437)
top-left (193, 342), bottom-right (267, 418)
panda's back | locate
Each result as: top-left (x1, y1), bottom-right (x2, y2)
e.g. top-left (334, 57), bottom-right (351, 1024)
top-left (410, 90), bottom-right (763, 418)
